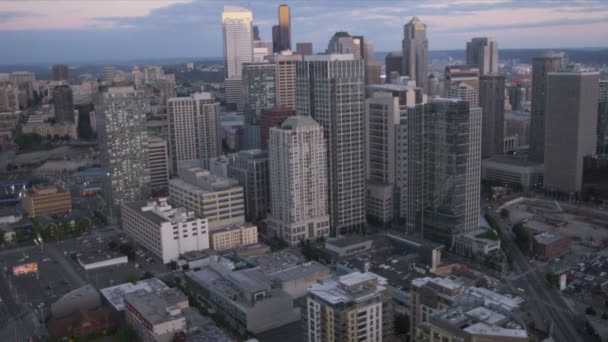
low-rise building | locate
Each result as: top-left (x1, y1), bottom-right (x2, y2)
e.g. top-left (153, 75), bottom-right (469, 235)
top-left (209, 222), bottom-right (258, 251)
top-left (481, 155), bottom-right (544, 190)
top-left (169, 167), bottom-right (245, 230)
top-left (305, 272), bottom-right (394, 342)
top-left (21, 184), bottom-right (72, 218)
top-left (453, 229), bottom-right (501, 256)
top-left (50, 285), bottom-right (101, 319)
top-left (533, 232), bottom-right (571, 260)
top-left (77, 250), bottom-right (129, 270)
top-left (324, 235), bottom-right (373, 261)
top-left (121, 198), bottom-right (209, 264)
top-left (47, 307), bottom-right (119, 340)
top-left (185, 260), bottom-right (300, 334)
top-left (124, 288), bottom-right (188, 342)
top-left (100, 278), bottom-right (170, 312)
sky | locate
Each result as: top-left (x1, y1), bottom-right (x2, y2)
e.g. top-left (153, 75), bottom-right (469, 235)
top-left (0, 0), bottom-right (607, 64)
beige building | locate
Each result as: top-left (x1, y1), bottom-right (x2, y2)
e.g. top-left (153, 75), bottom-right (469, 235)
top-left (209, 222), bottom-right (258, 251)
top-left (124, 288), bottom-right (188, 342)
top-left (22, 120), bottom-right (78, 140)
top-left (21, 184), bottom-right (72, 218)
top-left (265, 53), bottom-right (302, 109)
top-left (169, 167), bottom-right (245, 230)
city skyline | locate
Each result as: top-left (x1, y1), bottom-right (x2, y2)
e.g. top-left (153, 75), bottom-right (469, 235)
top-left (1, 0), bottom-right (608, 64)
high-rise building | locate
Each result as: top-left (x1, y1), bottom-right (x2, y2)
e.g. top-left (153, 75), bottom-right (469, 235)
top-left (479, 74), bottom-right (505, 158)
top-left (102, 66), bottom-right (116, 83)
top-left (259, 106), bottom-right (295, 149)
top-left (272, 25), bottom-right (280, 54)
top-left (253, 40), bottom-right (272, 62)
top-left (121, 198), bottom-right (209, 264)
top-left (266, 54), bottom-right (302, 110)
top-left (544, 71), bottom-right (599, 194)
top-left (253, 25), bottom-right (261, 41)
top-left (597, 80), bottom-right (608, 154)
top-left (305, 272), bottom-right (393, 342)
top-left (242, 63), bottom-right (277, 149)
top-left (148, 136), bottom-right (169, 192)
top-left (445, 65), bottom-right (480, 106)
top-left (222, 6), bottom-right (253, 111)
top-left (167, 93), bottom-right (221, 174)
top-left (365, 84), bottom-right (426, 224)
top-left (96, 86), bottom-right (150, 218)
top-left (385, 51), bottom-right (403, 81)
top-left (9, 71), bottom-right (35, 99)
top-left (529, 51), bottom-right (565, 163)
top-left (406, 99), bottom-right (481, 245)
top-left (52, 84), bottom-right (75, 123)
top-left (466, 37), bottom-right (498, 75)
top-left (228, 149), bottom-right (270, 222)
top-left (268, 117), bottom-right (330, 246)
top-left (327, 32), bottom-right (360, 58)
top-left (295, 42), bottom-right (313, 55)
top-left (52, 64), bottom-right (69, 81)
top-left (297, 54), bottom-right (366, 234)
top-left (278, 4), bottom-right (291, 52)
top-left (402, 17), bottom-right (429, 92)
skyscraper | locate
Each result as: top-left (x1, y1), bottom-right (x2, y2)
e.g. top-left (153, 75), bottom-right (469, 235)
top-left (242, 63), bottom-right (277, 149)
top-left (259, 106), bottom-right (295, 149)
top-left (544, 71), bottom-right (599, 194)
top-left (402, 17), bottom-right (429, 92)
top-left (365, 84), bottom-right (426, 224)
top-left (385, 51), bottom-right (403, 81)
top-left (529, 51), bottom-right (565, 163)
top-left (272, 25), bottom-right (280, 53)
top-left (97, 86), bottom-right (151, 218)
top-left (295, 42), bottom-right (313, 55)
top-left (228, 149), bottom-right (270, 222)
top-left (52, 84), bottom-right (75, 123)
top-left (406, 99), bottom-right (481, 245)
top-left (266, 54), bottom-right (302, 110)
top-left (52, 64), bottom-right (69, 81)
top-left (268, 117), bottom-right (330, 246)
top-left (167, 93), bottom-right (221, 173)
top-left (148, 136), bottom-right (170, 192)
top-left (479, 74), bottom-right (505, 158)
top-left (252, 25), bottom-right (261, 41)
top-left (327, 32), bottom-right (359, 57)
top-left (445, 65), bottom-right (480, 106)
top-left (297, 54), bottom-right (366, 234)
top-left (278, 4), bottom-right (291, 52)
top-left (222, 6), bottom-right (253, 111)
top-left (597, 80), bottom-right (608, 154)
top-left (466, 37), bottom-right (499, 75)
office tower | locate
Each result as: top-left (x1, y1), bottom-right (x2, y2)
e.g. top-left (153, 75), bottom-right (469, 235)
top-left (296, 42), bottom-right (313, 55)
top-left (266, 54), bottom-right (302, 110)
top-left (9, 71), bottom-right (35, 99)
top-left (366, 84), bottom-right (426, 224)
top-left (253, 40), bottom-right (272, 62)
top-left (447, 82), bottom-right (477, 106)
top-left (228, 149), bottom-right (270, 222)
top-left (97, 86), bottom-right (150, 219)
top-left (222, 6), bottom-right (253, 112)
top-left (466, 37), bottom-right (498, 75)
top-left (121, 198), bottom-right (209, 263)
top-left (297, 54), bottom-right (366, 234)
top-left (272, 25), bottom-right (280, 53)
top-left (445, 65), bottom-right (480, 106)
top-left (428, 74), bottom-right (439, 97)
top-left (385, 51), bottom-right (403, 81)
top-left (529, 51), bottom-right (565, 162)
top-left (242, 63), bottom-right (277, 149)
top-left (352, 35), bottom-right (365, 59)
top-left (544, 71), bottom-right (599, 194)
top-left (167, 93), bottom-right (221, 174)
top-left (259, 106), bottom-right (295, 148)
top-left (0, 85), bottom-right (20, 112)
top-left (306, 272), bottom-right (393, 342)
top-left (52, 84), bottom-right (75, 123)
top-left (406, 99), bottom-right (481, 245)
top-left (169, 167), bottom-right (245, 230)
top-left (52, 64), bottom-right (69, 81)
top-left (479, 74), bottom-right (505, 158)
top-left (268, 117), bottom-right (330, 246)
top-left (327, 32), bottom-right (360, 58)
top-left (143, 65), bottom-right (163, 85)
top-left (597, 80), bottom-right (608, 154)
top-left (148, 136), bottom-right (169, 192)
top-left (102, 66), bottom-right (116, 83)
top-left (402, 17), bottom-right (429, 92)
top-left (253, 25), bottom-right (261, 41)
top-left (278, 4), bottom-right (291, 52)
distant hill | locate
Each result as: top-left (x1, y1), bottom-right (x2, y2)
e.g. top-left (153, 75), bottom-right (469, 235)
top-left (375, 48), bottom-right (608, 65)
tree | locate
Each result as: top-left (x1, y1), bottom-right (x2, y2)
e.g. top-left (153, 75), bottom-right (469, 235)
top-left (513, 223), bottom-right (529, 246)
top-left (500, 208), bottom-right (510, 220)
top-left (14, 230), bottom-right (26, 243)
top-left (0, 232), bottom-right (5, 246)
top-left (57, 222), bottom-right (69, 240)
top-left (586, 306), bottom-right (597, 316)
top-left (128, 273), bottom-right (139, 285)
top-left (602, 312), bottom-right (608, 320)
top-left (394, 314), bottom-right (410, 335)
top-left (545, 272), bottom-right (559, 287)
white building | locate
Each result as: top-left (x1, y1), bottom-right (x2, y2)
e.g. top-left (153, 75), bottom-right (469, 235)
top-left (268, 117), bottom-right (330, 246)
top-left (169, 168), bottom-right (245, 230)
top-left (222, 5), bottom-right (253, 111)
top-left (167, 93), bottom-right (221, 174)
top-left (121, 198), bottom-right (210, 264)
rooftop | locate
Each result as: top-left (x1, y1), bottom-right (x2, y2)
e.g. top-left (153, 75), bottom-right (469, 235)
top-left (326, 235), bottom-right (372, 248)
top-left (124, 197), bottom-right (200, 225)
top-left (309, 272), bottom-right (387, 305)
top-left (464, 322), bottom-right (528, 338)
top-left (124, 288), bottom-right (187, 325)
top-left (483, 154), bottom-right (544, 168)
top-left (280, 116), bottom-right (320, 130)
top-left (534, 232), bottom-right (567, 245)
top-left (247, 250), bottom-right (303, 274)
top-left (100, 278), bottom-right (170, 311)
top-left (173, 167), bottom-right (241, 192)
top-left (271, 261), bottom-right (330, 282)
top-left (77, 249), bottom-right (127, 265)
